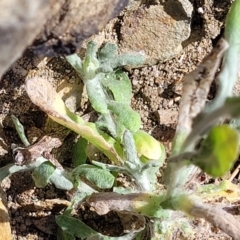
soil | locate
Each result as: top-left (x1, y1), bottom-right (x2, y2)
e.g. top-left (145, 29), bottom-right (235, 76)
top-left (0, 0), bottom-right (239, 239)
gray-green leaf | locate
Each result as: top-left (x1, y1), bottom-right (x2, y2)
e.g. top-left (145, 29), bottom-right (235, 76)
top-left (50, 170), bottom-right (74, 190)
top-left (56, 215), bottom-right (97, 238)
top-left (72, 137), bottom-right (88, 167)
top-left (32, 161), bottom-right (55, 188)
top-left (72, 164), bottom-right (115, 189)
top-left (98, 43), bottom-right (118, 60)
top-left (102, 71), bottom-right (132, 105)
top-left (108, 102), bottom-right (141, 133)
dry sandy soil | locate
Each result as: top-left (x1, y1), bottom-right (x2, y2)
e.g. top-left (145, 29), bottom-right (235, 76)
top-left (0, 0), bottom-right (239, 239)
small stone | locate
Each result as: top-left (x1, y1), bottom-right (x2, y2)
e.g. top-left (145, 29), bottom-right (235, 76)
top-left (168, 99), bottom-right (174, 107)
top-left (155, 109), bottom-right (178, 125)
top-left (174, 96), bottom-right (181, 102)
top-left (132, 79), bottom-right (138, 85)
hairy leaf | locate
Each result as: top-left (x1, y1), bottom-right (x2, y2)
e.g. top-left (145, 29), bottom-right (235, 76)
top-left (50, 169), bottom-right (73, 190)
top-left (0, 157), bottom-right (47, 182)
top-left (193, 125), bottom-right (239, 177)
top-left (109, 53), bottom-right (145, 69)
top-left (32, 161), bottom-right (55, 188)
top-left (57, 228), bottom-right (75, 240)
top-left (108, 102), bottom-right (141, 133)
top-left (224, 0), bottom-right (240, 48)
top-left (56, 215), bottom-right (97, 238)
top-left (208, 0), bottom-right (240, 110)
top-left (98, 43), bottom-right (118, 60)
top-left (86, 74), bottom-right (109, 114)
top-left (72, 164), bottom-right (115, 189)
top-left (102, 71), bottom-right (132, 105)
top-left (65, 54), bottom-right (83, 77)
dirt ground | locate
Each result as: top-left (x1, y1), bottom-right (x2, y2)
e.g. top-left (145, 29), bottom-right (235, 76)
top-left (0, 0), bottom-right (239, 239)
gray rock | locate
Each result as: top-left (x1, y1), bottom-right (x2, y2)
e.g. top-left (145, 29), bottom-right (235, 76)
top-left (30, 0), bottom-right (129, 56)
top-left (0, 0), bottom-right (129, 77)
top-left (0, 0), bottom-right (50, 77)
top-left (119, 0), bottom-right (193, 65)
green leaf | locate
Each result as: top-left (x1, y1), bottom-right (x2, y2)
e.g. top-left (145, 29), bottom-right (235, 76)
top-left (0, 157), bottom-right (47, 182)
top-left (50, 169), bottom-right (73, 190)
top-left (108, 53), bottom-right (145, 69)
top-left (122, 130), bottom-right (160, 191)
top-left (86, 234), bottom-right (105, 240)
top-left (108, 102), bottom-right (141, 134)
top-left (96, 114), bottom-right (117, 138)
top-left (98, 43), bottom-right (118, 60)
top-left (86, 41), bottom-right (98, 59)
top-left (86, 74), bottom-right (109, 114)
top-left (92, 160), bottom-right (126, 173)
top-left (83, 56), bottom-right (98, 80)
top-left (56, 215), bottom-right (97, 238)
top-left (193, 125), bottom-right (239, 177)
top-left (72, 137), bottom-right (88, 167)
top-left (133, 130), bottom-right (165, 162)
top-left (67, 42), bottom-right (99, 81)
top-left (207, 0), bottom-right (240, 111)
top-left (83, 42), bottom-right (99, 79)
top-left (72, 164), bottom-right (115, 189)
top-left (66, 54), bottom-right (83, 77)
top-left (86, 232), bottom-right (140, 240)
top-left (224, 0), bottom-right (240, 45)
top-left (131, 193), bottom-right (165, 218)
top-left (11, 115), bottom-right (30, 147)
top-left (140, 165), bottom-right (161, 191)
top-left (184, 97), bottom-right (240, 150)
top-left (102, 71), bottom-right (132, 105)
top-left (57, 227), bottom-right (75, 240)
top-left (123, 130), bottom-right (142, 170)
top-left (32, 161), bottom-right (55, 188)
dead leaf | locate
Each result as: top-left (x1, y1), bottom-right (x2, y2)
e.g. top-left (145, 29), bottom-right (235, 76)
top-left (0, 199), bottom-right (11, 240)
top-left (13, 135), bottom-right (62, 168)
top-left (33, 215), bottom-right (58, 236)
top-left (25, 77), bottom-right (122, 164)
